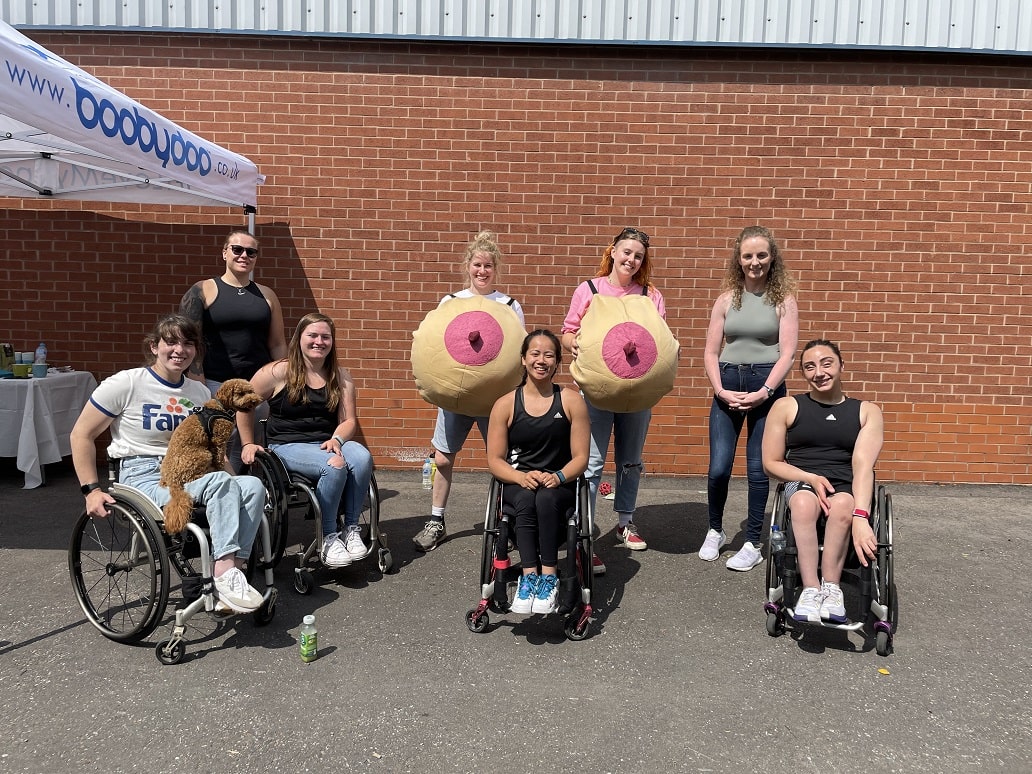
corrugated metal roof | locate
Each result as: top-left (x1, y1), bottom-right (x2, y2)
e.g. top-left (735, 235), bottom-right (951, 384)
top-left (5, 0), bottom-right (1032, 55)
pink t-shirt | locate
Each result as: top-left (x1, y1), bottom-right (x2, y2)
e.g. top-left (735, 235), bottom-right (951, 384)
top-left (561, 278), bottom-right (666, 334)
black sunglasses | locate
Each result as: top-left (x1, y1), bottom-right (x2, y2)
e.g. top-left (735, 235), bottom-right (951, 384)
top-left (227, 244), bottom-right (258, 258)
top-left (615, 227), bottom-right (649, 247)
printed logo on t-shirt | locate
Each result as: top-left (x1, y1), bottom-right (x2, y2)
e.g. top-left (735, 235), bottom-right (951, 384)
top-left (825, 413), bottom-right (837, 421)
top-left (142, 395), bottom-right (199, 432)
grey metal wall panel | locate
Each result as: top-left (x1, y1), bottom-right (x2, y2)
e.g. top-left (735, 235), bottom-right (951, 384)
top-left (4, 0), bottom-right (1031, 54)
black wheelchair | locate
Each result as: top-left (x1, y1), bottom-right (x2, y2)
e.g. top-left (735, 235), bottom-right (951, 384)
top-left (464, 477), bottom-right (594, 641)
top-left (68, 461), bottom-right (278, 665)
top-left (247, 448), bottom-right (391, 595)
top-left (763, 481), bottom-right (897, 656)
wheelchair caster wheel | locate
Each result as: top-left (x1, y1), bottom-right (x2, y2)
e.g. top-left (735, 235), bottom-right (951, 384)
top-left (294, 570), bottom-right (313, 595)
top-left (875, 629), bottom-right (892, 656)
top-left (155, 638), bottom-right (185, 665)
top-left (564, 614), bottom-right (589, 641)
top-left (465, 609), bottom-right (489, 633)
top-left (378, 548), bottom-right (394, 574)
top-left (766, 611), bottom-right (785, 637)
top-left (253, 594), bottom-right (276, 626)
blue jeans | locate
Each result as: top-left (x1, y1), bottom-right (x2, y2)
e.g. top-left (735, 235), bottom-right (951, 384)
top-left (584, 399), bottom-right (651, 520)
top-left (271, 441), bottom-right (373, 535)
top-left (120, 456), bottom-right (264, 560)
top-left (707, 363), bottom-right (785, 544)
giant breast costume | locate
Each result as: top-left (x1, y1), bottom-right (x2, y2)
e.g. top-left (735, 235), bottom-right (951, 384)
top-left (570, 283), bottom-right (679, 413)
top-left (411, 294), bottom-right (526, 417)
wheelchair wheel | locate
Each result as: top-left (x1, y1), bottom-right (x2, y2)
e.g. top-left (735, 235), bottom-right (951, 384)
top-left (69, 500), bottom-right (170, 643)
top-left (248, 451), bottom-right (290, 567)
top-left (874, 485), bottom-right (897, 655)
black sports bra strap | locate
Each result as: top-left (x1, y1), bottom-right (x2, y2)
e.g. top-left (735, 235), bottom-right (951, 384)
top-left (587, 280), bottom-right (599, 295)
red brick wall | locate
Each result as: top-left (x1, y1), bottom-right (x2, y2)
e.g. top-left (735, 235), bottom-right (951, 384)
top-left (2, 33), bottom-right (1030, 484)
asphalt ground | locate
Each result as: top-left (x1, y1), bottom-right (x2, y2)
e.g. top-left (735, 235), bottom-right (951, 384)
top-left (0, 459), bottom-right (1029, 773)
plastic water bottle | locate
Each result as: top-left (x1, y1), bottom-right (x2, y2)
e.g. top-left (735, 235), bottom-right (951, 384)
top-left (299, 614), bottom-right (318, 662)
top-left (34, 342), bottom-right (47, 364)
top-left (770, 524), bottom-right (787, 555)
top-left (421, 456), bottom-right (433, 490)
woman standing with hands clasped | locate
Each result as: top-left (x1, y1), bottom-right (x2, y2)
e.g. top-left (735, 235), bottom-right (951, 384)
top-left (700, 225), bottom-right (798, 571)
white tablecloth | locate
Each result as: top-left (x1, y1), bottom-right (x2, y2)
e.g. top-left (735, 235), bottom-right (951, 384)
top-left (0, 370), bottom-right (97, 488)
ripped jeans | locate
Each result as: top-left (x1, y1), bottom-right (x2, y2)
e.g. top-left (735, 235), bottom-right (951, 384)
top-left (584, 399), bottom-right (651, 520)
top-left (270, 441), bottom-right (373, 536)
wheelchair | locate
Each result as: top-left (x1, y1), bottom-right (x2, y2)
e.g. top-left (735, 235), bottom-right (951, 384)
top-left (247, 448), bottom-right (392, 595)
top-left (464, 477), bottom-right (594, 641)
top-left (68, 461), bottom-right (278, 665)
top-left (763, 481), bottom-right (897, 656)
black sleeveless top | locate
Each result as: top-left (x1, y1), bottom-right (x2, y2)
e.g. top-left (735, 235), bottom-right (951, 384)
top-left (266, 385), bottom-right (337, 444)
top-left (506, 385), bottom-right (572, 473)
top-left (202, 277), bottom-right (272, 381)
top-left (785, 394), bottom-right (862, 484)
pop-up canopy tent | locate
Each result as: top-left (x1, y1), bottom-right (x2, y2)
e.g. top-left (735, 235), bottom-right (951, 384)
top-left (0, 19), bottom-right (262, 211)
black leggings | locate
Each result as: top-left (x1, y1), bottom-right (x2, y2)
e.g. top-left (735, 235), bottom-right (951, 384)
top-left (502, 483), bottom-right (575, 569)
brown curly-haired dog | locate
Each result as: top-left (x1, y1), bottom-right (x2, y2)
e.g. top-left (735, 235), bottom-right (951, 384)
top-left (159, 378), bottom-right (264, 534)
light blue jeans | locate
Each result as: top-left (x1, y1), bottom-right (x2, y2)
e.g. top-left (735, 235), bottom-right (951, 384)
top-left (120, 456), bottom-right (264, 560)
top-left (270, 441), bottom-right (373, 535)
top-left (584, 399), bottom-right (651, 521)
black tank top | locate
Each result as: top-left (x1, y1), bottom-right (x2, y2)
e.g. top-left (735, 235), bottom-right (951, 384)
top-left (266, 385), bottom-right (337, 444)
top-left (202, 277), bottom-right (272, 381)
top-left (506, 385), bottom-right (572, 473)
top-left (785, 394), bottom-right (862, 484)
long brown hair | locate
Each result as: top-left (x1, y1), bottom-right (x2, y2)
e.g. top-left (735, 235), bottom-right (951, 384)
top-left (594, 227), bottom-right (653, 290)
top-left (285, 312), bottom-right (341, 412)
top-left (721, 225), bottom-right (797, 309)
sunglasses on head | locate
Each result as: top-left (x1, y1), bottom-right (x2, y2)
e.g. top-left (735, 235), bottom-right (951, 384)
top-left (615, 227), bottom-right (649, 247)
top-left (227, 244), bottom-right (258, 258)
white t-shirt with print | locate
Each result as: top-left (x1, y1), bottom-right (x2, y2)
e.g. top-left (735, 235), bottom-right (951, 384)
top-left (89, 367), bottom-right (211, 459)
top-left (439, 288), bottom-right (526, 326)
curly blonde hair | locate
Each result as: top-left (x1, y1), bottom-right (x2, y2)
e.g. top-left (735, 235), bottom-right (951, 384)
top-left (460, 230), bottom-right (504, 279)
top-left (721, 225), bottom-right (797, 309)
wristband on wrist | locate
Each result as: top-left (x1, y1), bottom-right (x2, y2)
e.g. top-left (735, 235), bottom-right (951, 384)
top-left (852, 508), bottom-right (870, 519)
top-left (333, 435), bottom-right (346, 446)
top-left (555, 470), bottom-right (566, 484)
top-left (716, 389), bottom-right (724, 399)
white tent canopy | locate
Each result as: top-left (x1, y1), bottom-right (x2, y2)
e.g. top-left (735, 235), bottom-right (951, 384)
top-left (0, 20), bottom-right (262, 210)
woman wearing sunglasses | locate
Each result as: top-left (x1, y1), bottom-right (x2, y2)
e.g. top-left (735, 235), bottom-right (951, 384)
top-left (561, 227), bottom-right (666, 572)
top-left (179, 228), bottom-right (287, 469)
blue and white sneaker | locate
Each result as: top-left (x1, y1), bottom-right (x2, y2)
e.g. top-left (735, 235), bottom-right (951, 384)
top-left (510, 573), bottom-right (538, 614)
top-left (532, 573), bottom-right (559, 614)
top-left (793, 586), bottom-right (823, 622)
top-left (820, 581), bottom-right (847, 623)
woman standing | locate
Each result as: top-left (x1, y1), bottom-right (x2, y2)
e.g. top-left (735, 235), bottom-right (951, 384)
top-left (486, 330), bottom-right (589, 614)
top-left (179, 229), bottom-right (287, 391)
top-left (240, 313), bottom-right (374, 568)
top-left (180, 229), bottom-right (287, 470)
top-left (700, 225), bottom-right (798, 571)
top-left (561, 227), bottom-right (666, 570)
top-left (412, 230), bottom-right (526, 553)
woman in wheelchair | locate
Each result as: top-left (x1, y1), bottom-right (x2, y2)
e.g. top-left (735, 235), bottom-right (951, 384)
top-left (240, 312), bottom-right (373, 569)
top-left (70, 314), bottom-right (266, 614)
top-left (761, 339), bottom-right (883, 623)
top-left (486, 330), bottom-right (589, 615)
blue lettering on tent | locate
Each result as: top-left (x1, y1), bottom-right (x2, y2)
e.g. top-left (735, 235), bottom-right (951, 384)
top-left (72, 77), bottom-right (211, 177)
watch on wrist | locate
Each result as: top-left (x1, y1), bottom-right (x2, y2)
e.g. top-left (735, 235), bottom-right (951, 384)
top-left (80, 482), bottom-right (101, 495)
top-left (763, 385), bottom-right (775, 398)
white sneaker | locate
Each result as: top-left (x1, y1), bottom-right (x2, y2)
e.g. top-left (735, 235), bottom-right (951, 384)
top-left (793, 586), bottom-right (824, 622)
top-left (344, 525), bottom-right (367, 560)
top-left (698, 529), bottom-right (727, 561)
top-left (726, 541), bottom-right (764, 572)
top-left (213, 567), bottom-right (263, 613)
top-left (321, 532), bottom-right (353, 568)
top-left (820, 581), bottom-right (847, 622)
